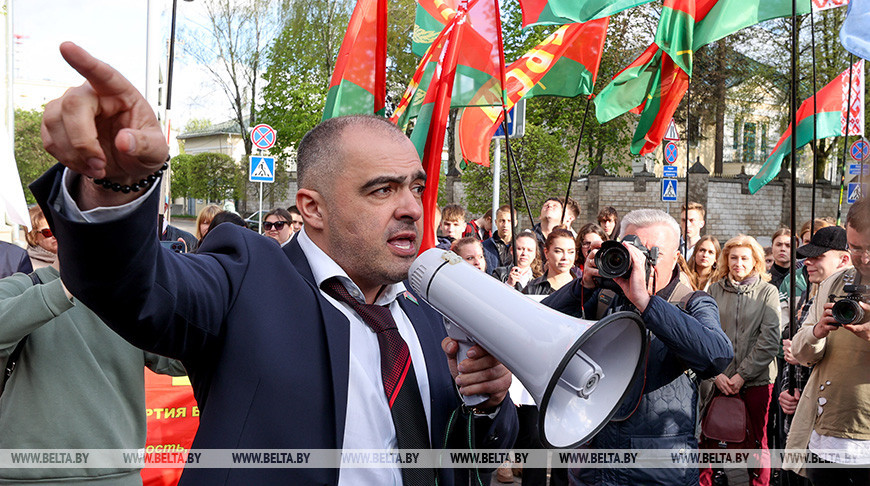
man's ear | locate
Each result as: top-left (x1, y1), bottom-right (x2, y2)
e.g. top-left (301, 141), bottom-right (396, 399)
top-left (296, 189), bottom-right (326, 231)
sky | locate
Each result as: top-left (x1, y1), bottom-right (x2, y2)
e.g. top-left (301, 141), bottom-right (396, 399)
top-left (13, 0), bottom-right (225, 127)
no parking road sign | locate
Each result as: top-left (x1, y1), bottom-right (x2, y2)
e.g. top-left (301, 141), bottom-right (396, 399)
top-left (664, 142), bottom-right (678, 164)
top-left (851, 139), bottom-right (869, 161)
top-left (251, 124), bottom-right (277, 151)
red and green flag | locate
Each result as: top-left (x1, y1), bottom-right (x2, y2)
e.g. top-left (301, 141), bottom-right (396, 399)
top-left (322, 0), bottom-right (387, 121)
top-left (655, 0), bottom-right (811, 76)
top-left (457, 18), bottom-right (609, 166)
top-left (393, 0), bottom-right (505, 134)
top-left (629, 50), bottom-right (689, 155)
top-left (518, 0), bottom-right (653, 27)
top-left (593, 43), bottom-right (689, 155)
top-left (593, 43), bottom-right (661, 124)
top-left (412, 0), bottom-right (460, 57)
top-left (749, 60), bottom-right (865, 194)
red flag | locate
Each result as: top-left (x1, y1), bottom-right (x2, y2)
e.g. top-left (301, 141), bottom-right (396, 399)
top-left (322, 0), bottom-right (387, 120)
top-left (416, 8), bottom-right (466, 253)
top-left (458, 19), bottom-right (609, 166)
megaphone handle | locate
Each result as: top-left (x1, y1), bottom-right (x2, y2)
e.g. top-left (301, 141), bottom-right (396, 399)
top-left (443, 318), bottom-right (489, 407)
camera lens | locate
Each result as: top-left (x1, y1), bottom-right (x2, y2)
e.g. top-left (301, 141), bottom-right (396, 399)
top-left (595, 241), bottom-right (632, 279)
top-left (832, 299), bottom-right (863, 325)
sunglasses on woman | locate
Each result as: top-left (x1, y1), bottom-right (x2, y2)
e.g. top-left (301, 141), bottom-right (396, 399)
top-left (263, 221), bottom-right (287, 231)
top-left (38, 228), bottom-right (53, 238)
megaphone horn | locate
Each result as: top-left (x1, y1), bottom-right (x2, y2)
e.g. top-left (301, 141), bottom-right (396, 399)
top-left (409, 249), bottom-right (647, 449)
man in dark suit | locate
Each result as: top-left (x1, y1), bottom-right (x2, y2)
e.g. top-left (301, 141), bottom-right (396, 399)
top-left (0, 240), bottom-right (32, 278)
top-left (34, 42), bottom-right (517, 485)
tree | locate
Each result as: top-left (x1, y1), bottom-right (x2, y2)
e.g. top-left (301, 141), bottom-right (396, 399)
top-left (461, 124), bottom-right (570, 217)
top-left (170, 152), bottom-right (244, 201)
top-left (182, 0), bottom-right (280, 211)
top-left (259, 0), bottom-right (350, 157)
top-left (14, 109), bottom-right (57, 204)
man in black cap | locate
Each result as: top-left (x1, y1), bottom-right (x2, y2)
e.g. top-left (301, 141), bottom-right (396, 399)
top-left (776, 226), bottom-right (851, 486)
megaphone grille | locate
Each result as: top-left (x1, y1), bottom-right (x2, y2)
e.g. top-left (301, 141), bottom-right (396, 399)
top-left (539, 311), bottom-right (645, 449)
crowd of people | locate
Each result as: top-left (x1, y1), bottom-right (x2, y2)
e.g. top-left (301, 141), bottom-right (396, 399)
top-left (1, 42), bottom-right (869, 486)
top-left (434, 197), bottom-right (869, 486)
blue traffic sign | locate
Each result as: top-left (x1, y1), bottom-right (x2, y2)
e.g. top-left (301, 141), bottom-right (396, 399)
top-left (850, 139), bottom-right (869, 161)
top-left (848, 182), bottom-right (865, 204)
top-left (663, 165), bottom-right (678, 178)
top-left (849, 164), bottom-right (870, 176)
top-left (249, 156), bottom-right (275, 183)
top-left (494, 99), bottom-right (526, 139)
top-left (664, 142), bottom-right (678, 164)
top-left (662, 179), bottom-right (678, 202)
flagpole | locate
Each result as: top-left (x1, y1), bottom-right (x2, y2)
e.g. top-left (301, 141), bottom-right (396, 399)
top-left (683, 80), bottom-right (691, 257)
top-left (561, 97), bottom-right (592, 225)
top-left (505, 138), bottom-right (535, 228)
top-left (810, 7), bottom-right (819, 234)
top-left (503, 119), bottom-right (518, 266)
top-left (841, 54), bottom-right (856, 213)
top-left (787, 0), bottom-right (799, 396)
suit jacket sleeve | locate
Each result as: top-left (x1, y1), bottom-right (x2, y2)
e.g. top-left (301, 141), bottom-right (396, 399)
top-left (31, 165), bottom-right (241, 363)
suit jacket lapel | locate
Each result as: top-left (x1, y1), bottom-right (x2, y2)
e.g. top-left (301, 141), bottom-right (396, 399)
top-left (284, 239), bottom-right (350, 449)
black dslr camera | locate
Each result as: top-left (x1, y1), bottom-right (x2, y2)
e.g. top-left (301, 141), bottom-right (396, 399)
top-left (829, 284), bottom-right (870, 326)
top-left (594, 235), bottom-right (660, 291)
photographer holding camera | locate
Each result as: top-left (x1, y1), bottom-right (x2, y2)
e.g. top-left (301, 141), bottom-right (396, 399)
top-left (784, 199), bottom-right (870, 485)
top-left (542, 209), bottom-right (733, 486)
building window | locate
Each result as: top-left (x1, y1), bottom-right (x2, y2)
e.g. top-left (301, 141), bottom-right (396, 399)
top-left (759, 123), bottom-right (768, 160)
top-left (743, 122), bottom-right (756, 163)
top-left (732, 119), bottom-right (740, 152)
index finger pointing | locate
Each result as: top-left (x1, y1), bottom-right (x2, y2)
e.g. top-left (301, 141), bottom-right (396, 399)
top-left (59, 42), bottom-right (137, 99)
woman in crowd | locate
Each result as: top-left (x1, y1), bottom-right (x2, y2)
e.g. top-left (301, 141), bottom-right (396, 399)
top-left (451, 237), bottom-right (487, 272)
top-left (574, 223), bottom-right (608, 275)
top-left (194, 204), bottom-right (221, 242)
top-left (0, 206), bottom-right (185, 485)
top-left (688, 235), bottom-right (720, 291)
top-left (523, 228), bottom-right (577, 296)
top-left (263, 208), bottom-right (294, 247)
top-left (24, 206), bottom-right (57, 270)
top-left (700, 235), bottom-right (780, 486)
top-left (492, 231), bottom-right (542, 292)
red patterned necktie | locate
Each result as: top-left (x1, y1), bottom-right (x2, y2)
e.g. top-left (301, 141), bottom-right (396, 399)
top-left (321, 278), bottom-right (435, 485)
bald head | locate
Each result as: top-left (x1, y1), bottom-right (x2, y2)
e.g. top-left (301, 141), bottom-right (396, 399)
top-left (297, 115), bottom-right (411, 194)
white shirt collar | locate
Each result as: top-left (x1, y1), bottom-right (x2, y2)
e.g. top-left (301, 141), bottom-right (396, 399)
top-left (295, 227), bottom-right (406, 306)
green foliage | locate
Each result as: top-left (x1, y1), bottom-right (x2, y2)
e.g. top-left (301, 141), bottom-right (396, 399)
top-left (14, 109), bottom-right (56, 204)
top-left (183, 118), bottom-right (214, 133)
top-left (461, 124), bottom-right (570, 216)
top-left (170, 152), bottom-right (244, 202)
top-left (260, 0), bottom-right (351, 156)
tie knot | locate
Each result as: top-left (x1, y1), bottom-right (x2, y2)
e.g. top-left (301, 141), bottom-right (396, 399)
top-left (321, 277), bottom-right (394, 334)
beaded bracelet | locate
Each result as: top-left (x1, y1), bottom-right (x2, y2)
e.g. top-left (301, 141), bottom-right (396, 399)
top-left (92, 157), bottom-right (170, 194)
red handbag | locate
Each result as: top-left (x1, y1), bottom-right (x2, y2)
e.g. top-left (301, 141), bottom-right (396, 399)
top-left (701, 394), bottom-right (754, 448)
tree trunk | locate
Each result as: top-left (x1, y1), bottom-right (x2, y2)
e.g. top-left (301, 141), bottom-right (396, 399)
top-left (713, 42), bottom-right (728, 175)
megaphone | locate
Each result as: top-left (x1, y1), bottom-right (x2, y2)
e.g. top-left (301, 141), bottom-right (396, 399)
top-left (409, 249), bottom-right (647, 449)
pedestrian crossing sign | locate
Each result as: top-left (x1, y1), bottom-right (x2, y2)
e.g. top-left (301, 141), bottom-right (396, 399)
top-left (662, 178), bottom-right (678, 202)
top-left (249, 156), bottom-right (275, 183)
top-left (848, 182), bottom-right (865, 204)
